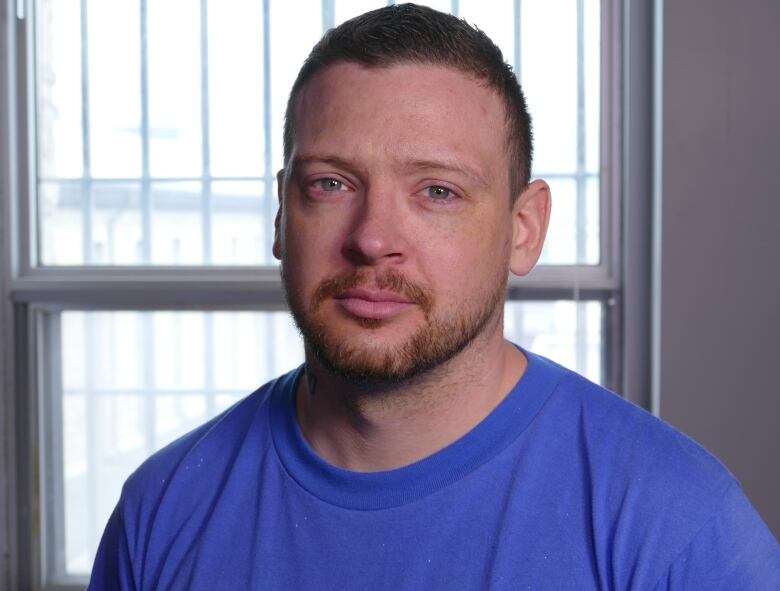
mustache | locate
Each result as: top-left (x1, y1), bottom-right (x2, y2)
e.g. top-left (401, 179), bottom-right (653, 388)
top-left (312, 269), bottom-right (433, 317)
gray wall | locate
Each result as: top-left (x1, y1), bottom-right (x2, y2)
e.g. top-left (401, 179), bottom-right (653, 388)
top-left (658, 0), bottom-right (780, 537)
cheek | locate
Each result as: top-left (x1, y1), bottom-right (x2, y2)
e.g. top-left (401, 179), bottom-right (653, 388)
top-left (427, 222), bottom-right (511, 292)
top-left (281, 212), bottom-right (348, 296)
top-left (283, 209), bottom-right (344, 260)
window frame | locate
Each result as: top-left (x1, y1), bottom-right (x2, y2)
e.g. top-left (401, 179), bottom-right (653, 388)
top-left (0, 0), bottom-right (630, 588)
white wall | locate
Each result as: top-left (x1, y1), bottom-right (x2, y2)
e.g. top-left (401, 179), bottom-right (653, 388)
top-left (658, 0), bottom-right (780, 537)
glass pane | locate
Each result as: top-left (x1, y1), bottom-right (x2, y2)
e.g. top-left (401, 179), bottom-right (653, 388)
top-left (411, 0), bottom-right (451, 14)
top-left (36, 0), bottom-right (83, 178)
top-left (87, 0), bottom-right (143, 178)
top-left (335, 0), bottom-right (388, 25)
top-left (92, 183), bottom-right (144, 264)
top-left (535, 174), bottom-right (600, 266)
top-left (460, 0), bottom-right (515, 64)
top-left (39, 181), bottom-right (84, 265)
top-left (585, 1), bottom-right (601, 174)
top-left (585, 175), bottom-right (600, 264)
top-left (147, 0), bottom-right (202, 178)
top-left (539, 177), bottom-right (576, 264)
top-left (47, 310), bottom-right (305, 580)
top-left (211, 181), bottom-right (270, 265)
top-left (208, 0), bottom-right (265, 178)
top-left (35, 1), bottom-right (601, 267)
top-left (504, 300), bottom-right (603, 384)
top-left (522, 0), bottom-right (578, 174)
top-left (269, 0), bottom-right (322, 172)
top-left (45, 303), bottom-right (602, 581)
top-left (150, 182), bottom-right (203, 265)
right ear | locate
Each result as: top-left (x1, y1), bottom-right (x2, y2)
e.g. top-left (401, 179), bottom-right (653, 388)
top-left (272, 169), bottom-right (285, 260)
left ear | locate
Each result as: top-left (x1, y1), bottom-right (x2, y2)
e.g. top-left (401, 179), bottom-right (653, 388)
top-left (509, 179), bottom-right (551, 277)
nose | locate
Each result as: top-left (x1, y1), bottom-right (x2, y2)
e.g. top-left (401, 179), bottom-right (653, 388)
top-left (341, 190), bottom-right (406, 266)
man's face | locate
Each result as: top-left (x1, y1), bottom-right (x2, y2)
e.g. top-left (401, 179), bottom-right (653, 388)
top-left (276, 62), bottom-right (518, 384)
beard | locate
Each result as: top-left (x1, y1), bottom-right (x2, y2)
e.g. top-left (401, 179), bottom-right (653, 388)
top-left (282, 264), bottom-right (507, 387)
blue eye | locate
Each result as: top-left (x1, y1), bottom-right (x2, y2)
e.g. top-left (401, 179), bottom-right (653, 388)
top-left (317, 179), bottom-right (344, 191)
top-left (427, 186), bottom-right (453, 200)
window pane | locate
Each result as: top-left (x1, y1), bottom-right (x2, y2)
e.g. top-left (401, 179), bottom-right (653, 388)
top-left (92, 183), bottom-right (144, 264)
top-left (208, 0), bottom-right (265, 178)
top-left (44, 302), bottom-right (602, 581)
top-left (460, 0), bottom-right (514, 63)
top-left (36, 0), bottom-right (83, 178)
top-left (212, 180), bottom-right (272, 265)
top-left (47, 310), bottom-right (305, 580)
top-left (585, 0), bottom-right (601, 174)
top-left (150, 182), bottom-right (204, 264)
top-left (334, 0), bottom-right (388, 25)
top-left (147, 0), bottom-right (203, 178)
top-left (34, 1), bottom-right (602, 267)
top-left (87, 0), bottom-right (143, 178)
top-left (522, 0), bottom-right (578, 174)
top-left (38, 181), bottom-right (84, 265)
top-left (504, 300), bottom-right (603, 384)
top-left (269, 0), bottom-right (322, 172)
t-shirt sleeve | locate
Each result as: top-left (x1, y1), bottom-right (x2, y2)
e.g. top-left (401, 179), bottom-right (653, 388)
top-left (651, 482), bottom-right (780, 590)
top-left (88, 503), bottom-right (137, 591)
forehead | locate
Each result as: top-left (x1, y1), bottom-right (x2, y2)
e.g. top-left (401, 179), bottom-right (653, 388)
top-left (292, 62), bottom-right (509, 178)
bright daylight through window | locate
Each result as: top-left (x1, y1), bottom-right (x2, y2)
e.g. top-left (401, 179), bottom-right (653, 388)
top-left (23, 0), bottom-right (609, 584)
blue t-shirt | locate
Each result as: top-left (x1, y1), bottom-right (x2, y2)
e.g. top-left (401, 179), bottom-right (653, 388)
top-left (89, 351), bottom-right (780, 590)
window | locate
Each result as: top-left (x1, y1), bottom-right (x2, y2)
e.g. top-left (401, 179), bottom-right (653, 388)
top-left (2, 0), bottom-right (621, 587)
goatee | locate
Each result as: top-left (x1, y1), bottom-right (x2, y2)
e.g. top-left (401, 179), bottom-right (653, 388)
top-left (282, 265), bottom-right (506, 387)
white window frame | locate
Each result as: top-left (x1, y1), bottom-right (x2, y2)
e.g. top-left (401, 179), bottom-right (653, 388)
top-left (0, 0), bottom-right (640, 588)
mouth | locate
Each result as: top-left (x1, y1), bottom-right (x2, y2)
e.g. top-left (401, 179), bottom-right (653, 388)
top-left (333, 288), bottom-right (415, 320)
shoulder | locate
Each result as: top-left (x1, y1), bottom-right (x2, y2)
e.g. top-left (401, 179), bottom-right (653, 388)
top-left (119, 368), bottom-right (300, 515)
top-left (533, 354), bottom-right (734, 497)
top-left (525, 353), bottom-right (768, 586)
top-left (89, 369), bottom-right (301, 588)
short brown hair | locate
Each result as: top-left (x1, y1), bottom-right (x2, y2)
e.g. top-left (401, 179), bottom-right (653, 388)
top-left (282, 3), bottom-right (533, 195)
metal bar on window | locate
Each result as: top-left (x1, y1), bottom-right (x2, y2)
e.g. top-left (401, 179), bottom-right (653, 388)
top-left (41, 312), bottom-right (66, 580)
top-left (84, 313), bottom-right (99, 565)
top-left (79, 0), bottom-right (92, 264)
top-left (261, 0), bottom-right (277, 360)
top-left (450, 0), bottom-right (459, 17)
top-left (514, 0), bottom-right (522, 80)
top-left (200, 0), bottom-right (213, 265)
top-left (262, 0), bottom-right (274, 261)
top-left (142, 312), bottom-right (157, 454)
top-left (140, 0), bottom-right (152, 264)
top-left (576, 0), bottom-right (587, 265)
top-left (574, 0), bottom-right (588, 383)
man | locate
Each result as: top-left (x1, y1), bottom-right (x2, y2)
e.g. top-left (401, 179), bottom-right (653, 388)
top-left (90, 4), bottom-right (780, 589)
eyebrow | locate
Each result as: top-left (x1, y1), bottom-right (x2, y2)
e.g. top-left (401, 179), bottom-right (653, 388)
top-left (289, 154), bottom-right (357, 176)
top-left (402, 158), bottom-right (490, 189)
top-left (290, 154), bottom-right (489, 189)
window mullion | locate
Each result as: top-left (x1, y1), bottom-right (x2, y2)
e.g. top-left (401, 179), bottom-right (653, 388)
top-left (78, 0), bottom-right (93, 266)
top-left (200, 0), bottom-right (212, 265)
top-left (513, 0), bottom-right (522, 79)
top-left (261, 0), bottom-right (273, 261)
top-left (139, 0), bottom-right (152, 264)
top-left (576, 0), bottom-right (587, 266)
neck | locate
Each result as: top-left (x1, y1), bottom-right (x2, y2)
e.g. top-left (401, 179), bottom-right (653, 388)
top-left (295, 331), bottom-right (527, 472)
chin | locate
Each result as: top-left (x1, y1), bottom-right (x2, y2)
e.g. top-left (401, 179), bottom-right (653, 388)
top-left (300, 308), bottom-right (496, 387)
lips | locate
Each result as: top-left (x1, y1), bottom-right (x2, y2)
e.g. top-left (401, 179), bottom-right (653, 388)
top-left (334, 288), bottom-right (414, 320)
